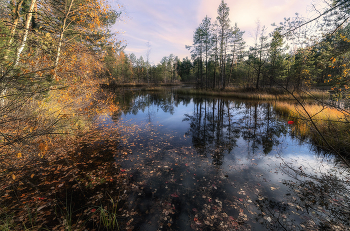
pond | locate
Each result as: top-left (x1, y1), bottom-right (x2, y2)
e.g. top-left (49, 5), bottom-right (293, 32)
top-left (97, 90), bottom-right (350, 230)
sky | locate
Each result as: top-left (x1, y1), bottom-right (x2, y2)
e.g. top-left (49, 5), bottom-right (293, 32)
top-left (110, 0), bottom-right (325, 65)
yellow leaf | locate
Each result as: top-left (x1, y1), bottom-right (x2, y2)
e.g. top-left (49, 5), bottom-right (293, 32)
top-left (12, 174), bottom-right (16, 180)
top-left (31, 174), bottom-right (34, 178)
top-left (17, 153), bottom-right (22, 158)
top-left (39, 142), bottom-right (48, 152)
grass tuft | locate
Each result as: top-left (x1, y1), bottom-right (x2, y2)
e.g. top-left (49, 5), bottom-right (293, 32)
top-left (99, 194), bottom-right (120, 230)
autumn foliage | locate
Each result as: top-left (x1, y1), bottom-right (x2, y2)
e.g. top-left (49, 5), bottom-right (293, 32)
top-left (0, 0), bottom-right (127, 229)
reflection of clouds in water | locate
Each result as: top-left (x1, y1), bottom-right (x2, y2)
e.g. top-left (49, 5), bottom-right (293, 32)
top-left (100, 92), bottom-right (350, 229)
top-left (279, 154), bottom-right (349, 180)
top-left (117, 105), bottom-right (193, 143)
top-left (220, 145), bottom-right (345, 197)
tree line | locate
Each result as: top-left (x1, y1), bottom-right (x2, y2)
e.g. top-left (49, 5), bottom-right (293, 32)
top-left (104, 51), bottom-right (181, 84)
top-left (105, 0), bottom-right (350, 98)
top-left (185, 0), bottom-right (350, 92)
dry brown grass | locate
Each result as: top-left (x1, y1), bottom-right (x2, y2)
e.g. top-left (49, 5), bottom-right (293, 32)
top-left (273, 102), bottom-right (347, 123)
top-left (175, 88), bottom-right (329, 101)
top-left (273, 101), bottom-right (350, 155)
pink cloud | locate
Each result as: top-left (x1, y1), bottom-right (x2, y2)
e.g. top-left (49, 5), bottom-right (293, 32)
top-left (112, 0), bottom-right (326, 64)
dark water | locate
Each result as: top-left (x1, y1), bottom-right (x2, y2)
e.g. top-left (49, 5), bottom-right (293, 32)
top-left (96, 91), bottom-right (350, 230)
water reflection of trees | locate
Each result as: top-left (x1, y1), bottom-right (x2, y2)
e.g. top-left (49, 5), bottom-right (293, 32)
top-left (181, 97), bottom-right (350, 229)
top-left (107, 91), bottom-right (350, 230)
top-left (111, 90), bottom-right (194, 120)
top-left (183, 98), bottom-right (288, 165)
top-left (282, 161), bottom-right (349, 229)
top-left (254, 158), bottom-right (350, 230)
top-left (183, 98), bottom-right (238, 165)
top-left (111, 91), bottom-right (289, 164)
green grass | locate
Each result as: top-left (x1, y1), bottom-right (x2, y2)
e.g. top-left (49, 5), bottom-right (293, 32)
top-left (23, 205), bottom-right (39, 230)
top-left (0, 215), bottom-right (14, 231)
top-left (99, 200), bottom-right (120, 231)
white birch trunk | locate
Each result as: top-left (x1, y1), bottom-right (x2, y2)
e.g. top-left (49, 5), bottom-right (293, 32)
top-left (54, 0), bottom-right (74, 70)
top-left (0, 88), bottom-right (7, 107)
top-left (14, 0), bottom-right (37, 67)
top-left (5, 0), bottom-right (24, 60)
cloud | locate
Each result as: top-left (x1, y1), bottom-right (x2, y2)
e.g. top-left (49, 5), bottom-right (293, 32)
top-left (123, 33), bottom-right (150, 44)
top-left (112, 0), bottom-right (201, 63)
top-left (197, 0), bottom-right (325, 47)
top-left (124, 46), bottom-right (148, 54)
top-left (112, 0), bottom-right (323, 64)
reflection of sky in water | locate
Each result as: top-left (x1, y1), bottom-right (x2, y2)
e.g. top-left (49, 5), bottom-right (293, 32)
top-left (120, 99), bottom-right (193, 132)
top-left (97, 93), bottom-right (350, 230)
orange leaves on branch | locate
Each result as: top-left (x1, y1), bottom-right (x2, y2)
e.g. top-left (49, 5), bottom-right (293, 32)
top-left (38, 141), bottom-right (49, 157)
top-left (340, 34), bottom-right (350, 43)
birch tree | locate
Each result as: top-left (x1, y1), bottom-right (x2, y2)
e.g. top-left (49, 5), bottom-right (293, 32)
top-left (14, 0), bottom-right (36, 67)
top-left (54, 0), bottom-right (74, 70)
top-left (5, 0), bottom-right (24, 59)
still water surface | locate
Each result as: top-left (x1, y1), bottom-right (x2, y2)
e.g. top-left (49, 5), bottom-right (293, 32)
top-left (97, 91), bottom-right (350, 230)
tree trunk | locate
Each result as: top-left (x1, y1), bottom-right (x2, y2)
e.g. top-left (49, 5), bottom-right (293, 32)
top-left (256, 44), bottom-right (263, 90)
top-left (15, 0), bottom-right (37, 67)
top-left (197, 57), bottom-right (200, 88)
top-left (220, 27), bottom-right (224, 89)
top-left (256, 65), bottom-right (261, 90)
top-left (54, 0), bottom-right (75, 70)
top-left (223, 37), bottom-right (227, 89)
top-left (6, 0), bottom-right (24, 59)
top-left (228, 43), bottom-right (235, 86)
top-left (163, 65), bottom-right (166, 83)
top-left (213, 59), bottom-right (216, 89)
top-left (286, 66), bottom-right (290, 90)
top-left (200, 39), bottom-right (203, 88)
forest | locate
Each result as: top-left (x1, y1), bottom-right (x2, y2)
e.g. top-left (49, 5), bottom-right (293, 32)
top-left (1, 0), bottom-right (350, 230)
top-left (104, 0), bottom-right (350, 96)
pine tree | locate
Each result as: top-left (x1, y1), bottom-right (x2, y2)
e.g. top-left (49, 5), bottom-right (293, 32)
top-left (216, 0), bottom-right (231, 89)
top-left (200, 16), bottom-right (212, 89)
top-left (228, 23), bottom-right (245, 86)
